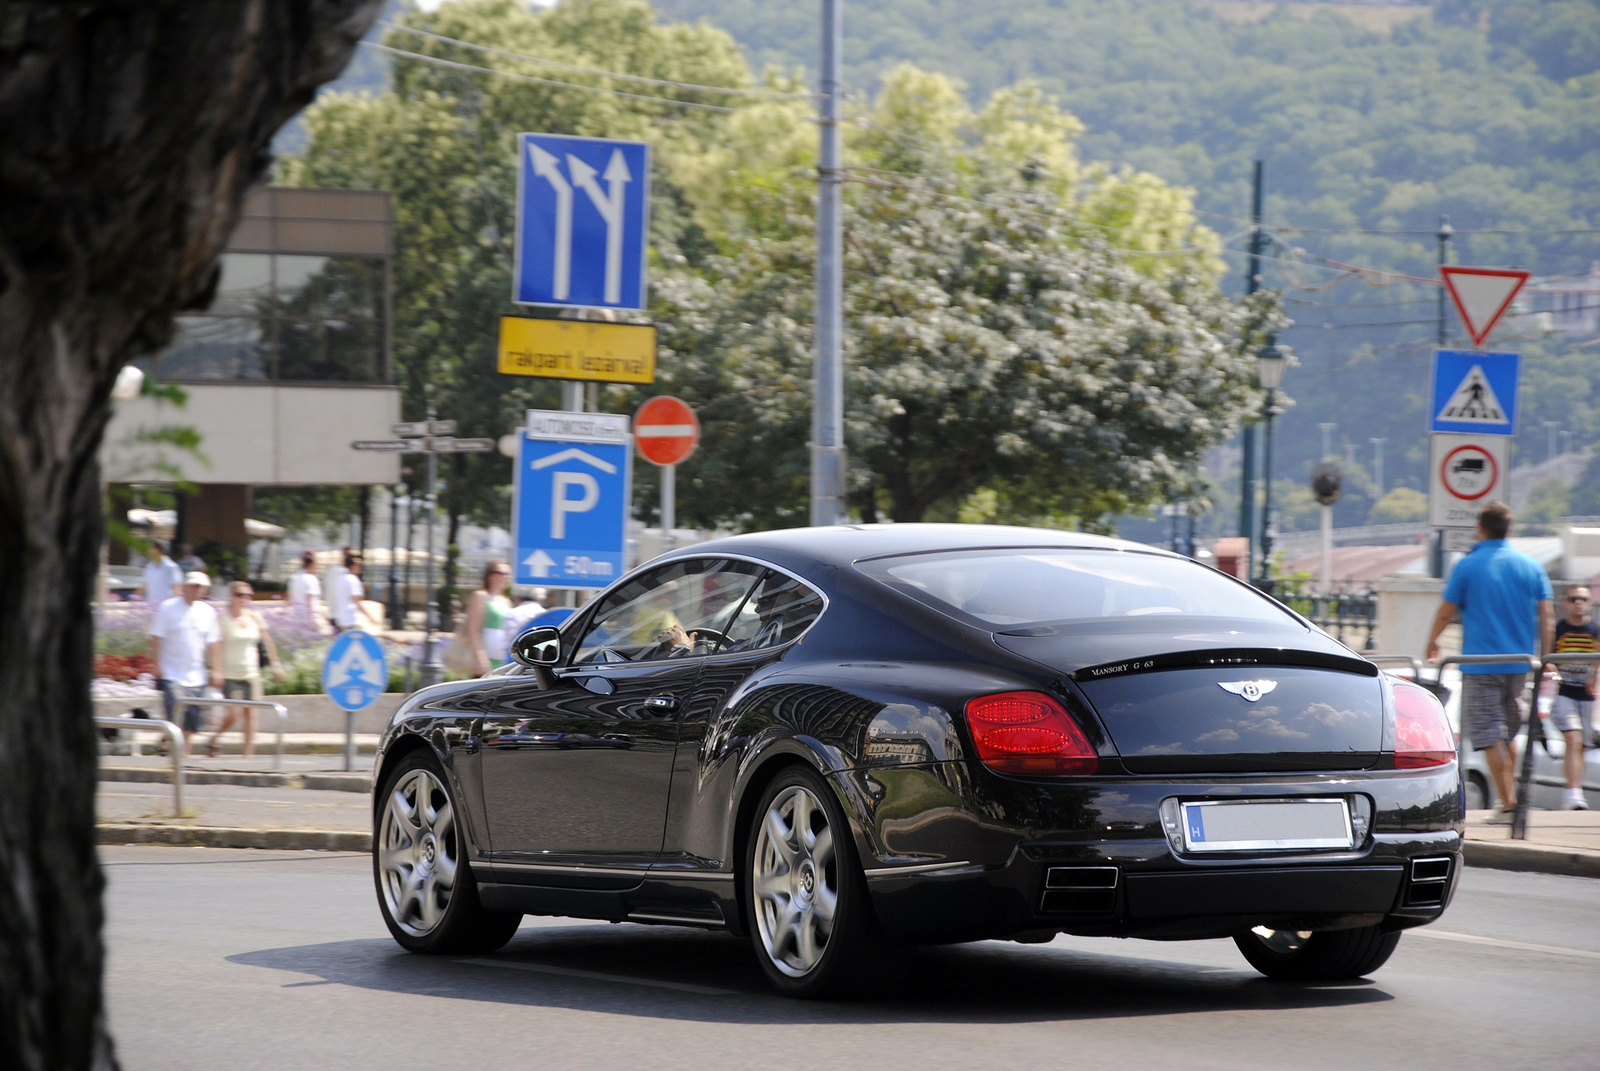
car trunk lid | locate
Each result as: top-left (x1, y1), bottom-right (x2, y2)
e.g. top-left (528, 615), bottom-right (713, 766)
top-left (995, 629), bottom-right (1384, 773)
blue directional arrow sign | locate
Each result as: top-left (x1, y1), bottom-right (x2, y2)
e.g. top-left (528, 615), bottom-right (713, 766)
top-left (513, 133), bottom-right (651, 311)
top-left (513, 412), bottom-right (632, 589)
top-left (1431, 349), bottom-right (1520, 436)
top-left (322, 630), bottom-right (388, 712)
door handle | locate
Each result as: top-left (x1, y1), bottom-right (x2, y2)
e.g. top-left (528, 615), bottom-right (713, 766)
top-left (643, 695), bottom-right (680, 715)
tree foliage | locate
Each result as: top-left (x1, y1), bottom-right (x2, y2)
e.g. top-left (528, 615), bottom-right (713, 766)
top-left (655, 65), bottom-right (1277, 527)
top-left (658, 0), bottom-right (1600, 514)
top-left (287, 0), bottom-right (1280, 533)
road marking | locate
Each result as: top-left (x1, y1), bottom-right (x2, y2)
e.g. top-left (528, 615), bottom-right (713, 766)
top-left (1409, 929), bottom-right (1600, 961)
top-left (453, 957), bottom-right (739, 996)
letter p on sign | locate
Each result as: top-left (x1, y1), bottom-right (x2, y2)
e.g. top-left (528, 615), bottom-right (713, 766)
top-left (552, 471), bottom-right (600, 538)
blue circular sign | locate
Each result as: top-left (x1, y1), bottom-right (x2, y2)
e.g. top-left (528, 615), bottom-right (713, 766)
top-left (322, 630), bottom-right (388, 712)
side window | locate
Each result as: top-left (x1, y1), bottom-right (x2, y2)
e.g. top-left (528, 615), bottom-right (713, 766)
top-left (573, 558), bottom-right (763, 664)
top-left (719, 571), bottom-right (825, 654)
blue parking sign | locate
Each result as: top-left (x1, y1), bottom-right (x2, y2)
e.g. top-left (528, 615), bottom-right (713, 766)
top-left (513, 420), bottom-right (632, 589)
top-left (514, 133), bottom-right (650, 311)
top-left (322, 630), bottom-right (387, 712)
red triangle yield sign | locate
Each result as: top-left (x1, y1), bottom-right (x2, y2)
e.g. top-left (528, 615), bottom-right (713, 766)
top-left (1440, 266), bottom-right (1530, 348)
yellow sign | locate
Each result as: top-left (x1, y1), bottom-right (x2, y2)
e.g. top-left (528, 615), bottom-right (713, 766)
top-left (497, 317), bottom-right (657, 384)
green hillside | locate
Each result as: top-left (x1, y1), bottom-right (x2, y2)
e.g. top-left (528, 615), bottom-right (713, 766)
top-left (658, 0), bottom-right (1600, 530)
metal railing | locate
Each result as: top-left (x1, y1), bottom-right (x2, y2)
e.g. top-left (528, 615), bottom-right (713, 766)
top-left (178, 697), bottom-right (290, 770)
top-left (1367, 654), bottom-right (1421, 678)
top-left (95, 715), bottom-right (183, 817)
top-left (1279, 589), bottom-right (1378, 651)
top-left (1520, 652), bottom-right (1600, 840)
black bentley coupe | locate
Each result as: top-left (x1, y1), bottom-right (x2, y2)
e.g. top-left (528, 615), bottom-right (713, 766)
top-left (371, 524), bottom-right (1461, 996)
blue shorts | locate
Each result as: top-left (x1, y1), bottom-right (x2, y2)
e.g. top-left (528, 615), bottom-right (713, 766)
top-left (158, 680), bottom-right (206, 733)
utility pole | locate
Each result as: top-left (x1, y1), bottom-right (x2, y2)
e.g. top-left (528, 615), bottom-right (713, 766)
top-left (1545, 420), bottom-right (1558, 461)
top-left (1370, 437), bottom-right (1386, 498)
top-left (1239, 160), bottom-right (1264, 574)
top-left (810, 0), bottom-right (846, 526)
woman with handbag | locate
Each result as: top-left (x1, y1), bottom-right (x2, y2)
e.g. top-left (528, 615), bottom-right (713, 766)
top-left (206, 582), bottom-right (285, 758)
top-left (463, 561), bottom-right (514, 676)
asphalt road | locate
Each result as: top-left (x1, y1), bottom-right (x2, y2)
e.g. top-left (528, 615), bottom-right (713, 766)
top-left (103, 847), bottom-right (1600, 1070)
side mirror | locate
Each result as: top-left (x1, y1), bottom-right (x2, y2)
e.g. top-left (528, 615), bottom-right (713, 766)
top-left (510, 626), bottom-right (562, 668)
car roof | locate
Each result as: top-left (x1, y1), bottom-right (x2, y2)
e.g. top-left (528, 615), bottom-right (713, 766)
top-left (673, 523), bottom-right (1169, 569)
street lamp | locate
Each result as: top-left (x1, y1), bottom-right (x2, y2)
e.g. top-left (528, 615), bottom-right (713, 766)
top-left (1255, 342), bottom-right (1288, 591)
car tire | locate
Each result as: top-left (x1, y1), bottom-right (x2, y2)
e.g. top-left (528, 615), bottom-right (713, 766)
top-left (1465, 771), bottom-right (1491, 811)
top-left (1234, 924), bottom-right (1401, 981)
top-left (374, 748), bottom-right (521, 955)
top-left (744, 766), bottom-right (886, 998)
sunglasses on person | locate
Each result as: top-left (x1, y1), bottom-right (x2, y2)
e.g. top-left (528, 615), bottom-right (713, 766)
top-left (1568, 595), bottom-right (1591, 603)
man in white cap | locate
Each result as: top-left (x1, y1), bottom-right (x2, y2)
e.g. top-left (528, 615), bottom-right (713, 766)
top-left (147, 571), bottom-right (222, 753)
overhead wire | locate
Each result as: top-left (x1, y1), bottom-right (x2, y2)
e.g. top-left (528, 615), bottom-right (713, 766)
top-left (362, 41), bottom-right (742, 113)
top-left (378, 21), bottom-right (814, 100)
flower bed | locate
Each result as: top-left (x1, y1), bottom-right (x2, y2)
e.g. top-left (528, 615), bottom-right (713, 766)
top-left (95, 599), bottom-right (425, 694)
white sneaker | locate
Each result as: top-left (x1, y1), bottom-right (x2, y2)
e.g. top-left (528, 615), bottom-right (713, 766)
top-left (1484, 807), bottom-right (1515, 825)
top-left (1563, 790), bottom-right (1589, 811)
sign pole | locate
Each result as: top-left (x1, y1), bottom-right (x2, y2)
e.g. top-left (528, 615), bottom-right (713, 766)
top-left (1320, 504), bottom-right (1332, 597)
top-left (661, 463), bottom-right (676, 553)
top-left (419, 408), bottom-right (442, 689)
top-left (634, 397), bottom-right (699, 557)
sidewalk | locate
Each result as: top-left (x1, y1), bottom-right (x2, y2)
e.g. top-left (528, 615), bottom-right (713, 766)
top-left (1463, 808), bottom-right (1600, 879)
top-left (95, 749), bottom-right (1600, 876)
top-left (97, 779), bottom-right (372, 850)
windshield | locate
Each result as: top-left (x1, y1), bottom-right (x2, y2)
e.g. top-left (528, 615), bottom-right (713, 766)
top-left (860, 548), bottom-right (1296, 632)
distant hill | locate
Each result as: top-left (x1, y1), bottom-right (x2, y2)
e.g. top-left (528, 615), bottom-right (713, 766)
top-left (658, 0), bottom-right (1600, 529)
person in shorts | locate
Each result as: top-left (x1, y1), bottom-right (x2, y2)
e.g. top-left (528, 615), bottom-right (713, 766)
top-left (1425, 501), bottom-right (1553, 822)
top-left (205, 582), bottom-right (286, 758)
top-left (147, 571), bottom-right (222, 753)
top-left (1547, 584), bottom-right (1595, 810)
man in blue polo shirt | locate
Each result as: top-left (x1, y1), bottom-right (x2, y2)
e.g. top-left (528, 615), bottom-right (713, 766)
top-left (1425, 501), bottom-right (1553, 822)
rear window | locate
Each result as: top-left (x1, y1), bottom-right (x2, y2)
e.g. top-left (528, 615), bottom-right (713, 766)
top-left (859, 548), bottom-right (1295, 631)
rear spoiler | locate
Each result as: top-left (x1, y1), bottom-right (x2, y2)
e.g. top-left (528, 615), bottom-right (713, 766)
top-left (1071, 647), bottom-right (1380, 685)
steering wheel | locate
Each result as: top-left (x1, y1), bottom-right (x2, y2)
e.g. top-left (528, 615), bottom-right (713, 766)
top-left (647, 627), bottom-right (731, 659)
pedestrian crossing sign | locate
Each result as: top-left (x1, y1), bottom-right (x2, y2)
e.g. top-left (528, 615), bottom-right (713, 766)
top-left (1430, 350), bottom-right (1519, 436)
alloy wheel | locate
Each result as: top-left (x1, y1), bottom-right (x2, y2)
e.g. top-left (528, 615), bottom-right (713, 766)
top-left (752, 784), bottom-right (838, 977)
top-left (378, 767), bottom-right (459, 937)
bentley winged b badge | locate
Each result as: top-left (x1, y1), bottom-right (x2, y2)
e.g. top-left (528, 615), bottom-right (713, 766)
top-left (1218, 680), bottom-right (1278, 702)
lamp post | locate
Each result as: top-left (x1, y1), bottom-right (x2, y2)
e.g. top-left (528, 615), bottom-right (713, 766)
top-left (1255, 342), bottom-right (1288, 592)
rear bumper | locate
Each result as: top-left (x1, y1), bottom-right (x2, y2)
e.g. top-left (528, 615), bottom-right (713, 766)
top-left (844, 762), bottom-right (1463, 942)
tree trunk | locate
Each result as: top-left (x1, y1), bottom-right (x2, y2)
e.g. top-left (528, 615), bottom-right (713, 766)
top-left (0, 4), bottom-right (381, 1068)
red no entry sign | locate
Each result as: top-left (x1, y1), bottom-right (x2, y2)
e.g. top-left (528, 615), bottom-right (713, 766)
top-left (634, 396), bottom-right (699, 466)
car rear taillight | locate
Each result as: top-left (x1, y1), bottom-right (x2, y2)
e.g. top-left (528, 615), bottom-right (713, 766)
top-left (1392, 679), bottom-right (1455, 769)
top-left (964, 691), bottom-right (1098, 776)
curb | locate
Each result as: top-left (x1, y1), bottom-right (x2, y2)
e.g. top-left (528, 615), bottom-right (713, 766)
top-left (1463, 838), bottom-right (1600, 879)
top-left (98, 823), bottom-right (370, 852)
top-left (99, 767), bottom-right (371, 793)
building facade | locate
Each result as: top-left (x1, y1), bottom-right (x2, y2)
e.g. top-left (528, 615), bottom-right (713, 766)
top-left (105, 187), bottom-right (402, 556)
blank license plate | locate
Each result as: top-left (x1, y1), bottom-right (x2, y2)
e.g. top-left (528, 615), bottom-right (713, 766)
top-left (1181, 799), bottom-right (1352, 853)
